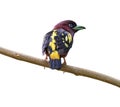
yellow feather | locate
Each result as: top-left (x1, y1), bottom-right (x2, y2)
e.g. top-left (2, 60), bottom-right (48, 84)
top-left (64, 43), bottom-right (68, 47)
top-left (50, 51), bottom-right (60, 59)
top-left (65, 36), bottom-right (68, 41)
top-left (68, 33), bottom-right (72, 43)
top-left (62, 33), bottom-right (64, 36)
top-left (52, 30), bottom-right (57, 37)
top-left (49, 42), bottom-right (55, 51)
top-left (49, 30), bottom-right (57, 51)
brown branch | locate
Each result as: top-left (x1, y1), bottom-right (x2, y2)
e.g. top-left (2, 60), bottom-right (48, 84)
top-left (0, 46), bottom-right (120, 88)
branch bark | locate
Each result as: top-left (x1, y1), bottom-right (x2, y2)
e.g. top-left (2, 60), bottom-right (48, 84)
top-left (0, 47), bottom-right (120, 88)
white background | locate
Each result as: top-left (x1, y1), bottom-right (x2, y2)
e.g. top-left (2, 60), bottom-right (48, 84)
top-left (0, 0), bottom-right (120, 107)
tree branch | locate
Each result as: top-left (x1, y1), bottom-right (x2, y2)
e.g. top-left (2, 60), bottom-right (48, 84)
top-left (0, 47), bottom-right (120, 88)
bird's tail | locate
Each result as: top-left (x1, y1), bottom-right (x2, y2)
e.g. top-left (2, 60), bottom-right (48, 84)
top-left (49, 59), bottom-right (61, 69)
top-left (49, 51), bottom-right (61, 69)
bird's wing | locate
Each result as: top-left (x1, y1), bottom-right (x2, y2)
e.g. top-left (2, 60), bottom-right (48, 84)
top-left (42, 29), bottom-right (73, 57)
top-left (54, 29), bottom-right (73, 57)
top-left (42, 31), bottom-right (52, 55)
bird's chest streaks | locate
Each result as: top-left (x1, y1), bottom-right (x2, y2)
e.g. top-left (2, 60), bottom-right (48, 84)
top-left (48, 29), bottom-right (73, 56)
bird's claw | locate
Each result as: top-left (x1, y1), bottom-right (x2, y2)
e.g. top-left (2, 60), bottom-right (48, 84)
top-left (63, 58), bottom-right (67, 65)
top-left (44, 55), bottom-right (48, 69)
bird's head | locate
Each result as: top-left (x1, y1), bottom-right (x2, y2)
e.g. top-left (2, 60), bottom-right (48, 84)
top-left (53, 20), bottom-right (86, 35)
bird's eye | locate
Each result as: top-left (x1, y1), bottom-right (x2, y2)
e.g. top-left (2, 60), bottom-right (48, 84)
top-left (68, 23), bottom-right (74, 28)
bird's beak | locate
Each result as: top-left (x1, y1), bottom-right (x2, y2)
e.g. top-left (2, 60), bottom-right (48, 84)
top-left (73, 26), bottom-right (86, 31)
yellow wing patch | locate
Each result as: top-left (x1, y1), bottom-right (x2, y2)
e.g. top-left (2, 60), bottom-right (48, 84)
top-left (49, 42), bottom-right (56, 51)
top-left (49, 30), bottom-right (57, 51)
top-left (49, 30), bottom-right (60, 59)
top-left (63, 33), bottom-right (72, 48)
top-left (64, 33), bottom-right (72, 43)
top-left (68, 33), bottom-right (72, 43)
top-left (64, 43), bottom-right (68, 47)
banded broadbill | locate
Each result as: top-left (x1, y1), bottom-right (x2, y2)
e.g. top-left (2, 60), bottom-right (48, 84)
top-left (42, 20), bottom-right (85, 69)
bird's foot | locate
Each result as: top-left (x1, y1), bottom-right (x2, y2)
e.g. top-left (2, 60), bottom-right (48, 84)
top-left (44, 55), bottom-right (48, 69)
top-left (62, 58), bottom-right (66, 74)
top-left (45, 55), bottom-right (48, 61)
top-left (63, 58), bottom-right (67, 65)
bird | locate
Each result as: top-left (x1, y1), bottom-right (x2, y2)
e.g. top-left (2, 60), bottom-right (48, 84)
top-left (42, 20), bottom-right (85, 69)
